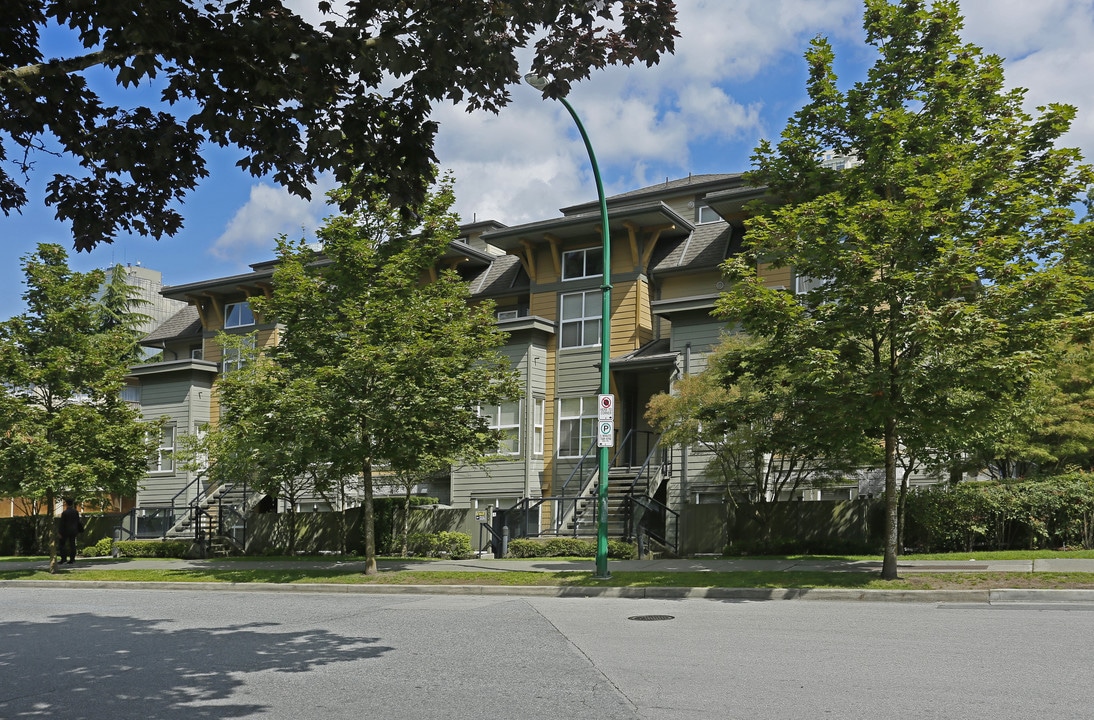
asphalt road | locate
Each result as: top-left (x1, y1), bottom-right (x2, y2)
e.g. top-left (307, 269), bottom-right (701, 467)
top-left (2, 586), bottom-right (1092, 719)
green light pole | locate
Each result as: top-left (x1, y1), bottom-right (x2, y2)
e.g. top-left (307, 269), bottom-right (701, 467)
top-left (525, 74), bottom-right (612, 578)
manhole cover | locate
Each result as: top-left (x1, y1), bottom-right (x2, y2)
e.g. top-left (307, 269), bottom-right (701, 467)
top-left (627, 615), bottom-right (674, 622)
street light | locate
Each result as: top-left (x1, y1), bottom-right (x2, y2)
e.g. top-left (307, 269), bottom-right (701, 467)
top-left (525, 73), bottom-right (611, 579)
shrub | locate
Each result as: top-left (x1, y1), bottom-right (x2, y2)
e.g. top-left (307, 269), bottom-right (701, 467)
top-left (607, 538), bottom-right (638, 560)
top-left (406, 531), bottom-right (472, 559)
top-left (79, 537), bottom-right (114, 558)
top-left (904, 473), bottom-right (1094, 552)
top-left (115, 540), bottom-right (191, 558)
top-left (507, 538), bottom-right (547, 558)
top-left (505, 537), bottom-right (637, 559)
top-left (544, 537), bottom-right (593, 557)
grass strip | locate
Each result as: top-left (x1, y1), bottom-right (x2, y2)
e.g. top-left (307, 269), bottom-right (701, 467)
top-left (3, 566), bottom-right (1093, 590)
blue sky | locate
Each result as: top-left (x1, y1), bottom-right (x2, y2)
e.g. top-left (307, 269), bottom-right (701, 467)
top-left (2, 0), bottom-right (1093, 320)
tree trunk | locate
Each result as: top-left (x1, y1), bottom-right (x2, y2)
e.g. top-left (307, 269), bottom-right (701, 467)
top-left (286, 503), bottom-right (297, 556)
top-left (401, 482), bottom-right (411, 557)
top-left (361, 458), bottom-right (377, 575)
top-left (46, 488), bottom-right (58, 573)
top-left (897, 469), bottom-right (911, 555)
top-left (881, 418), bottom-right (900, 580)
top-left (337, 478), bottom-right (348, 556)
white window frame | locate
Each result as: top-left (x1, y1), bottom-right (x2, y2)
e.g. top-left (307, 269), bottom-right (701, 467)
top-left (149, 425), bottom-right (175, 473)
top-left (224, 301), bottom-right (255, 329)
top-left (559, 290), bottom-right (602, 349)
top-left (482, 400), bottom-right (521, 456)
top-left (794, 273), bottom-right (831, 295)
top-left (557, 396), bottom-right (598, 458)
top-left (221, 337), bottom-right (254, 373)
top-left (697, 204), bottom-right (720, 224)
top-left (533, 398), bottom-right (545, 457)
top-left (561, 247), bottom-right (604, 281)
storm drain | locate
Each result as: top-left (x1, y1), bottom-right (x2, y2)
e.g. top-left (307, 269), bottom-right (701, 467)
top-left (627, 615), bottom-right (675, 622)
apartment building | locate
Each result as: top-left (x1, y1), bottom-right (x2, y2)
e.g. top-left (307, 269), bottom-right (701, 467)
top-left (126, 173), bottom-right (786, 545)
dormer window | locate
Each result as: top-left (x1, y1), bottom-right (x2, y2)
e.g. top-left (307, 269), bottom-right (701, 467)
top-left (224, 301), bottom-right (255, 328)
top-left (561, 247), bottom-right (604, 281)
top-left (697, 204), bottom-right (720, 224)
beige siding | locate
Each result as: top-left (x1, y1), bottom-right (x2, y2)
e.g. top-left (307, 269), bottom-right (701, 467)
top-left (758, 262), bottom-right (792, 289)
top-left (659, 270), bottom-right (725, 300)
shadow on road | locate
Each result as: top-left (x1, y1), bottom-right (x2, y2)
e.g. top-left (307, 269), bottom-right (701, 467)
top-left (0, 611), bottom-right (392, 717)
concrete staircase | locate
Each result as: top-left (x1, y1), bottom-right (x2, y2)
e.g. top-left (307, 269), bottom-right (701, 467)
top-left (560, 468), bottom-right (648, 538)
top-left (164, 482), bottom-right (262, 553)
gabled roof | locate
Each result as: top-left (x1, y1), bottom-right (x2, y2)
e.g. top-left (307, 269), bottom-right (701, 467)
top-left (141, 306), bottom-right (202, 345)
top-left (561, 173), bottom-right (745, 216)
top-left (480, 201), bottom-right (693, 250)
top-left (649, 222), bottom-right (739, 274)
top-left (610, 338), bottom-right (676, 371)
top-left (469, 254), bottom-right (528, 297)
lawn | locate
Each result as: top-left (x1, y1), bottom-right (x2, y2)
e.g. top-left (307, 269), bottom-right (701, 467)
top-left (2, 554), bottom-right (1094, 590)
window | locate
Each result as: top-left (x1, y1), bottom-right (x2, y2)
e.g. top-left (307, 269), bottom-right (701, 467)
top-left (561, 247), bottom-right (603, 280)
top-left (557, 396), bottom-right (597, 457)
top-left (221, 338), bottom-right (254, 373)
top-left (224, 301), bottom-right (255, 328)
top-left (533, 398), bottom-right (545, 456)
top-left (559, 290), bottom-right (601, 349)
top-left (794, 274), bottom-right (831, 295)
top-left (697, 204), bottom-right (720, 224)
top-left (120, 385), bottom-right (141, 404)
top-left (190, 346), bottom-right (203, 360)
top-left (482, 400), bottom-right (521, 455)
top-left (149, 425), bottom-right (175, 473)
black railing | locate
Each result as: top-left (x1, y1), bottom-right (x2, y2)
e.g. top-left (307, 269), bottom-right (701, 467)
top-left (497, 495), bottom-right (601, 540)
top-left (116, 506), bottom-right (179, 540)
top-left (626, 494), bottom-right (678, 555)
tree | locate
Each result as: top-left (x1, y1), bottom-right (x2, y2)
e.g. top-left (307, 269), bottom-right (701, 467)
top-left (718, 0), bottom-right (1094, 578)
top-left (647, 335), bottom-right (872, 550)
top-left (208, 332), bottom-right (330, 556)
top-left (968, 341), bottom-right (1094, 478)
top-left (221, 177), bottom-right (520, 573)
top-left (0, 244), bottom-right (154, 570)
top-left (1, 1), bottom-right (678, 250)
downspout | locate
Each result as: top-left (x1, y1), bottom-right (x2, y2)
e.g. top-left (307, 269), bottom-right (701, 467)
top-left (524, 350), bottom-right (533, 503)
top-left (680, 342), bottom-right (691, 548)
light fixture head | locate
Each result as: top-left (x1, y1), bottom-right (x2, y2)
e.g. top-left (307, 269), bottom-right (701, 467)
top-left (523, 73), bottom-right (549, 91)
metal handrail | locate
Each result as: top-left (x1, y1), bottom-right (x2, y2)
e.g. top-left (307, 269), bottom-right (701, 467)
top-left (498, 495), bottom-right (600, 540)
top-left (627, 493), bottom-right (679, 554)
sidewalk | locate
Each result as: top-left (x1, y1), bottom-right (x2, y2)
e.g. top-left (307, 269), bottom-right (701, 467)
top-left (3, 554), bottom-right (1092, 574)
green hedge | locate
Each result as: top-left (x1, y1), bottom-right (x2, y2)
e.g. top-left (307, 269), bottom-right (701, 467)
top-left (115, 540), bottom-right (192, 558)
top-left (905, 473), bottom-right (1094, 552)
top-left (507, 537), bottom-right (637, 560)
top-left (79, 537), bottom-right (114, 558)
top-left (370, 496), bottom-right (440, 556)
top-left (405, 531), bottom-right (472, 559)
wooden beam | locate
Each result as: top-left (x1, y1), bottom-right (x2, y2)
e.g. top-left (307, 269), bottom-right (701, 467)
top-left (640, 224), bottom-right (675, 272)
top-left (186, 295), bottom-right (208, 328)
top-left (623, 220), bottom-right (640, 268)
top-left (201, 293), bottom-right (224, 328)
top-left (544, 234), bottom-right (562, 278)
top-left (518, 240), bottom-right (538, 280)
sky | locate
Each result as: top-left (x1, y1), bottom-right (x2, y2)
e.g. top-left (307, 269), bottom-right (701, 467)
top-left (2, 0), bottom-right (1093, 320)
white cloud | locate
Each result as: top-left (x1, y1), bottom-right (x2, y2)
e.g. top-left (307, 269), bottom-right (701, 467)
top-left (210, 181), bottom-right (335, 263)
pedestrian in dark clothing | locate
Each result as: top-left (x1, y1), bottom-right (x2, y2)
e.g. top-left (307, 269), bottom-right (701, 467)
top-left (58, 499), bottom-right (83, 564)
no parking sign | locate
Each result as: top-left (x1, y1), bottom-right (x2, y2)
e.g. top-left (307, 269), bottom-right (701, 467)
top-left (597, 395), bottom-right (615, 447)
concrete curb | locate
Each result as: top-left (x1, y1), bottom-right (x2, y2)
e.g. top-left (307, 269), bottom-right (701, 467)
top-left (5, 579), bottom-right (1092, 603)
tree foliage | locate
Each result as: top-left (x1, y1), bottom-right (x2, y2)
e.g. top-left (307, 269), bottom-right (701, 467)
top-left (0, 244), bottom-right (154, 568)
top-left (718, 0), bottom-right (1094, 578)
top-left (647, 335), bottom-right (874, 545)
top-left (216, 177), bottom-right (520, 572)
top-left (0, 0), bottom-right (678, 250)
